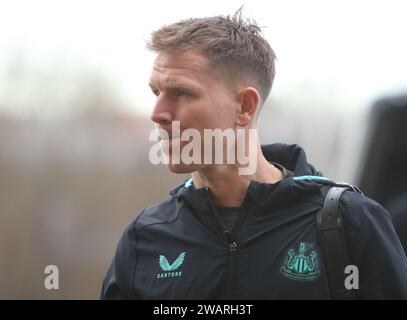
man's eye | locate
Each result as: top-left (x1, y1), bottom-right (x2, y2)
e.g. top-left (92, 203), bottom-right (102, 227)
top-left (174, 89), bottom-right (188, 97)
top-left (152, 89), bottom-right (160, 97)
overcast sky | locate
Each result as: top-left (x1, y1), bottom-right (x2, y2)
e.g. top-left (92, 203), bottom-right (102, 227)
top-left (0, 0), bottom-right (406, 117)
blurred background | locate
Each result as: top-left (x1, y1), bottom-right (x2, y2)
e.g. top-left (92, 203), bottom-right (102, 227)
top-left (0, 0), bottom-right (406, 299)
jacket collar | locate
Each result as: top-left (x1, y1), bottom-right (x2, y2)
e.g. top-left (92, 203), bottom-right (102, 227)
top-left (169, 143), bottom-right (332, 213)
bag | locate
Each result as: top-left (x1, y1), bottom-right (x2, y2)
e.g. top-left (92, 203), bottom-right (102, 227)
top-left (317, 186), bottom-right (358, 299)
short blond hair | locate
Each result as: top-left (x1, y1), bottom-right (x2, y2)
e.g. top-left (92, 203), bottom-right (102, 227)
top-left (147, 9), bottom-right (276, 106)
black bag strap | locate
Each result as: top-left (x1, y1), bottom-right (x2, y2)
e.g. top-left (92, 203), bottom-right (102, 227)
top-left (317, 186), bottom-right (352, 300)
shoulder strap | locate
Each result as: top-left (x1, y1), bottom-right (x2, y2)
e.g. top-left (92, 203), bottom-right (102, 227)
top-left (317, 186), bottom-right (352, 300)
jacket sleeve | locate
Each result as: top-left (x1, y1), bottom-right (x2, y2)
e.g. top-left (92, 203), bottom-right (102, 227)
top-left (343, 194), bottom-right (407, 299)
top-left (100, 220), bottom-right (140, 300)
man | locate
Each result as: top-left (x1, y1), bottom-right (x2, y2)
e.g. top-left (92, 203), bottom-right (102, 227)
top-left (101, 12), bottom-right (407, 299)
top-left (387, 192), bottom-right (407, 254)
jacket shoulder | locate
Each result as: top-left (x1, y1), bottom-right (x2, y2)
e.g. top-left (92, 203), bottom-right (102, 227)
top-left (129, 197), bottom-right (181, 233)
top-left (339, 188), bottom-right (391, 231)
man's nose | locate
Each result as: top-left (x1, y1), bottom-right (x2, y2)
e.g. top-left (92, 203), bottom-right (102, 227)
top-left (150, 96), bottom-right (173, 125)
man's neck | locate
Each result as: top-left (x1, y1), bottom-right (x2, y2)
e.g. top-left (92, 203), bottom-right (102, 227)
top-left (191, 146), bottom-right (284, 207)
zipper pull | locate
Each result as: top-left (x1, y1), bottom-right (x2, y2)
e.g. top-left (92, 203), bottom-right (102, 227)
top-left (229, 240), bottom-right (237, 252)
top-left (224, 230), bottom-right (238, 252)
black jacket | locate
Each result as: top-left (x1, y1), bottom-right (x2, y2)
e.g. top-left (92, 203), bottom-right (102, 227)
top-left (101, 144), bottom-right (407, 299)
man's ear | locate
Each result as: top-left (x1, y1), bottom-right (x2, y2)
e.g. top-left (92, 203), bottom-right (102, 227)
top-left (236, 87), bottom-right (261, 126)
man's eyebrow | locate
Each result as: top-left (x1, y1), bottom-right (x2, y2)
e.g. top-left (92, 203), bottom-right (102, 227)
top-left (148, 81), bottom-right (201, 92)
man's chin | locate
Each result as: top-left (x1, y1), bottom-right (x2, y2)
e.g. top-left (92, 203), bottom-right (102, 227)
top-left (166, 163), bottom-right (204, 174)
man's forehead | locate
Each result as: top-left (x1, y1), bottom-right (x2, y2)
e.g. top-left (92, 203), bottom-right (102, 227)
top-left (149, 50), bottom-right (213, 84)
